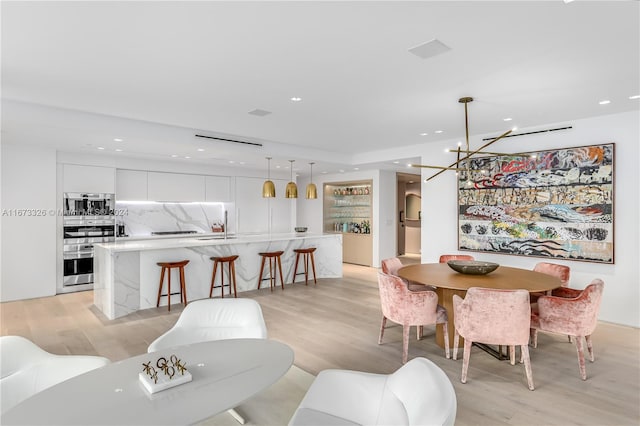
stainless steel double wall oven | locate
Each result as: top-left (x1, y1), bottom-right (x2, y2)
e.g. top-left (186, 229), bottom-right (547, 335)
top-left (62, 193), bottom-right (115, 291)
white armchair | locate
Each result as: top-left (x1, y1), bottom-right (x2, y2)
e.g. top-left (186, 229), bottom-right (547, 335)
top-left (0, 335), bottom-right (110, 414)
top-left (148, 298), bottom-right (267, 352)
top-left (288, 357), bottom-right (457, 426)
top-left (147, 298), bottom-right (268, 424)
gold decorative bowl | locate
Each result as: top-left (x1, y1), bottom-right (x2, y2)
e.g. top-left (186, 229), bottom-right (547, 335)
top-left (447, 260), bottom-right (499, 275)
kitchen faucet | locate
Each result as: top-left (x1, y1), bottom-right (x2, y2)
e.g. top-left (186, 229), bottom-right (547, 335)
top-left (224, 210), bottom-right (228, 240)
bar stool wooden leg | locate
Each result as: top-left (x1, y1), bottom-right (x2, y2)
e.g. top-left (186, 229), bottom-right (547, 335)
top-left (292, 253), bottom-right (301, 284)
top-left (179, 265), bottom-right (188, 305)
top-left (310, 251), bottom-right (317, 284)
top-left (209, 260), bottom-right (219, 298)
top-left (277, 254), bottom-right (284, 290)
top-left (268, 257), bottom-right (275, 291)
top-left (231, 260), bottom-right (238, 298)
top-left (257, 256), bottom-right (266, 289)
top-left (167, 268), bottom-right (172, 311)
top-left (221, 260), bottom-right (226, 298)
top-left (157, 266), bottom-right (166, 307)
top-left (303, 252), bottom-right (309, 284)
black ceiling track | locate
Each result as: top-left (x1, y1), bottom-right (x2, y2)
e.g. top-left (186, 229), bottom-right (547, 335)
top-left (195, 134), bottom-right (263, 147)
top-left (482, 126), bottom-right (572, 141)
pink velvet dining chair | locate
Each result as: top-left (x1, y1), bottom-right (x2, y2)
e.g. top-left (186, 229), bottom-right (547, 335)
top-left (533, 262), bottom-right (571, 286)
top-left (377, 272), bottom-right (450, 364)
top-left (452, 287), bottom-right (535, 390)
top-left (530, 278), bottom-right (604, 380)
top-left (530, 262), bottom-right (571, 302)
top-left (438, 254), bottom-right (475, 263)
top-left (381, 257), bottom-right (433, 292)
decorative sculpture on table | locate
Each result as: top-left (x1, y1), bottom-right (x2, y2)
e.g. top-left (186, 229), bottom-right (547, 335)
top-left (139, 354), bottom-right (192, 393)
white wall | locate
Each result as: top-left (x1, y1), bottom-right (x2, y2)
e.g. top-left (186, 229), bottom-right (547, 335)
top-left (1, 144), bottom-right (58, 301)
top-left (420, 111), bottom-right (639, 328)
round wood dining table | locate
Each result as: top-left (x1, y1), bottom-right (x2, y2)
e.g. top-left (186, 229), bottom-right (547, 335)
top-left (397, 263), bottom-right (562, 348)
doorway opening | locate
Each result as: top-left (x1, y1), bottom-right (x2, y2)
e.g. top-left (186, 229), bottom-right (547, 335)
top-left (396, 172), bottom-right (422, 257)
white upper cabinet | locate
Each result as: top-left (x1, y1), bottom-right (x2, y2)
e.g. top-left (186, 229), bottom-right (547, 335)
top-left (63, 164), bottom-right (115, 193)
top-left (147, 172), bottom-right (206, 202)
top-left (235, 177), bottom-right (268, 234)
top-left (205, 176), bottom-right (232, 202)
top-left (116, 170), bottom-right (148, 201)
top-left (270, 182), bottom-right (294, 233)
top-left (235, 177), bottom-right (292, 234)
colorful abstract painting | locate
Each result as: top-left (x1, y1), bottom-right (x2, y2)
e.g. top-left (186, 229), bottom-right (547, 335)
top-left (457, 143), bottom-right (614, 263)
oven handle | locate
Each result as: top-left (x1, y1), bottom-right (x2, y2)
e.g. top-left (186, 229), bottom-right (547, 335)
top-left (63, 251), bottom-right (93, 260)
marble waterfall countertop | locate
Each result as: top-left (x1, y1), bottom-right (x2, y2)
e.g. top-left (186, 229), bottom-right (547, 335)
top-left (93, 233), bottom-right (343, 320)
top-left (96, 232), bottom-right (329, 252)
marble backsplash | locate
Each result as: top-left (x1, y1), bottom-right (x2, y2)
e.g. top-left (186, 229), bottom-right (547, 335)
top-left (116, 202), bottom-right (234, 236)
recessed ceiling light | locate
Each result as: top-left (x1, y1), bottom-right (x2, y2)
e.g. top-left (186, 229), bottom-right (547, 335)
top-left (321, 171), bottom-right (327, 174)
top-left (185, 156), bottom-right (191, 159)
top-left (228, 160), bottom-right (235, 164)
top-left (114, 138), bottom-right (123, 142)
top-left (354, 167), bottom-right (359, 170)
top-left (97, 147), bottom-right (105, 150)
top-left (171, 154), bottom-right (178, 158)
top-left (339, 169), bottom-right (345, 173)
top-left (419, 132), bottom-right (428, 136)
top-left (115, 149), bottom-right (123, 152)
top-left (503, 117), bottom-right (513, 122)
top-left (408, 181), bottom-right (414, 184)
top-left (435, 130), bottom-right (443, 134)
top-left (393, 161), bottom-right (400, 164)
top-left (563, 0), bottom-right (575, 3)
top-left (629, 95), bottom-right (640, 100)
top-left (290, 97), bottom-right (302, 102)
top-left (197, 148), bottom-right (205, 152)
top-left (239, 161), bottom-right (246, 165)
top-left (599, 100), bottom-right (611, 105)
top-left (276, 165), bottom-right (281, 169)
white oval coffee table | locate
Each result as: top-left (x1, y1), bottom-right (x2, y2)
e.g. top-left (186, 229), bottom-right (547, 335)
top-left (1, 338), bottom-right (294, 425)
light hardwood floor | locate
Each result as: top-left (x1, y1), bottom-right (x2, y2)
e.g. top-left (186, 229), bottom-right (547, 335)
top-left (2, 263), bottom-right (639, 425)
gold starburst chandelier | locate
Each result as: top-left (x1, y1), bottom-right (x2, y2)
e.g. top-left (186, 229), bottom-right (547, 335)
top-left (411, 97), bottom-right (516, 182)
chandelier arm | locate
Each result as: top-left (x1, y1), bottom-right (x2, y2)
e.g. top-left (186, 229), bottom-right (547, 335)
top-left (423, 129), bottom-right (512, 182)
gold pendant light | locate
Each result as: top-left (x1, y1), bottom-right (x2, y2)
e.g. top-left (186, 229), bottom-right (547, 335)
top-left (285, 160), bottom-right (298, 198)
top-left (262, 157), bottom-right (276, 198)
top-left (306, 162), bottom-right (318, 199)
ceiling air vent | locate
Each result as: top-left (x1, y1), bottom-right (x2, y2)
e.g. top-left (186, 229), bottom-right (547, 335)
top-left (408, 39), bottom-right (451, 60)
top-left (248, 109), bottom-right (272, 117)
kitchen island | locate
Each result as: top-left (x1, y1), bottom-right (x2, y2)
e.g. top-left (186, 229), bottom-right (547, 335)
top-left (93, 233), bottom-right (342, 320)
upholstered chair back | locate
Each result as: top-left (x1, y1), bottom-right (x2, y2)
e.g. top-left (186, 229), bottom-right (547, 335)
top-left (533, 262), bottom-right (571, 286)
top-left (453, 287), bottom-right (531, 346)
top-left (439, 254), bottom-right (475, 263)
top-left (536, 279), bottom-right (604, 337)
top-left (385, 358), bottom-right (457, 426)
top-left (378, 272), bottom-right (439, 326)
top-left (148, 298), bottom-right (267, 352)
top-left (0, 336), bottom-right (110, 414)
top-left (381, 257), bottom-right (404, 276)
